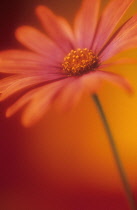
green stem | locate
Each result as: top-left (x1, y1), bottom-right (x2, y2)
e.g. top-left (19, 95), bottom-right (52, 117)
top-left (92, 94), bottom-right (136, 210)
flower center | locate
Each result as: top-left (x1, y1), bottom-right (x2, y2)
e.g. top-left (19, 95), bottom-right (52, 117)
top-left (62, 48), bottom-right (99, 76)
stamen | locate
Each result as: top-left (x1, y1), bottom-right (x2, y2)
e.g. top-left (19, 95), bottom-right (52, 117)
top-left (62, 48), bottom-right (99, 76)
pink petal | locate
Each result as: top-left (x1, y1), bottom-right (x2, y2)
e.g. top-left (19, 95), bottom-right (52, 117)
top-left (15, 26), bottom-right (65, 62)
top-left (0, 50), bottom-right (47, 74)
top-left (55, 72), bottom-right (100, 111)
top-left (0, 75), bottom-right (23, 91)
top-left (6, 88), bottom-right (41, 118)
top-left (0, 76), bottom-right (49, 101)
top-left (6, 78), bottom-right (70, 126)
top-left (99, 14), bottom-right (137, 61)
top-left (54, 77), bottom-right (84, 111)
top-left (0, 50), bottom-right (63, 77)
top-left (57, 16), bottom-right (75, 43)
top-left (95, 70), bottom-right (133, 93)
top-left (80, 71), bottom-right (101, 93)
top-left (92, 0), bottom-right (134, 53)
top-left (36, 6), bottom-right (74, 52)
top-left (21, 87), bottom-right (53, 127)
top-left (74, 0), bottom-right (100, 48)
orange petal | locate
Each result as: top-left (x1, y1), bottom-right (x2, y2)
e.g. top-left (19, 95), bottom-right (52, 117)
top-left (21, 87), bottom-right (52, 127)
top-left (6, 78), bottom-right (69, 126)
top-left (55, 77), bottom-right (84, 111)
top-left (0, 76), bottom-right (47, 101)
top-left (95, 70), bottom-right (133, 94)
top-left (107, 57), bottom-right (137, 65)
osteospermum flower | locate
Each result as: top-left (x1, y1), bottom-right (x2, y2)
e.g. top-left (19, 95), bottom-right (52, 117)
top-left (0, 0), bottom-right (137, 126)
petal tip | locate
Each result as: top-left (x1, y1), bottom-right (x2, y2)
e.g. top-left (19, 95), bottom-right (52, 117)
top-left (35, 5), bottom-right (48, 16)
top-left (15, 25), bottom-right (28, 40)
top-left (5, 109), bottom-right (11, 118)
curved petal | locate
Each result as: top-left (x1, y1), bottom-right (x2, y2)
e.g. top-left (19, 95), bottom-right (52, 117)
top-left (0, 50), bottom-right (47, 74)
top-left (107, 57), bottom-right (137, 65)
top-left (35, 5), bottom-right (74, 52)
top-left (92, 0), bottom-right (134, 53)
top-left (15, 26), bottom-right (65, 62)
top-left (0, 76), bottom-right (48, 101)
top-left (6, 78), bottom-right (70, 126)
top-left (21, 86), bottom-right (55, 127)
top-left (80, 71), bottom-right (101, 93)
top-left (6, 88), bottom-right (41, 118)
top-left (74, 0), bottom-right (100, 48)
top-left (54, 77), bottom-right (84, 111)
top-left (95, 70), bottom-right (133, 93)
top-left (0, 75), bottom-right (23, 91)
top-left (55, 72), bottom-right (101, 111)
top-left (99, 14), bottom-right (137, 61)
top-left (0, 50), bottom-right (63, 76)
top-left (57, 16), bottom-right (75, 43)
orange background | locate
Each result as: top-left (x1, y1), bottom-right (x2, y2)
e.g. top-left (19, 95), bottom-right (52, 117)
top-left (0, 0), bottom-right (137, 209)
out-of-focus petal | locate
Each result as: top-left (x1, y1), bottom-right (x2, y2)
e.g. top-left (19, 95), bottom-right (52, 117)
top-left (55, 72), bottom-right (101, 111)
top-left (21, 86), bottom-right (55, 127)
top-left (0, 50), bottom-right (47, 74)
top-left (0, 75), bottom-right (23, 91)
top-left (0, 50), bottom-right (64, 77)
top-left (6, 88), bottom-right (41, 118)
top-left (93, 0), bottom-right (134, 53)
top-left (0, 76), bottom-right (48, 101)
top-left (6, 78), bottom-right (70, 126)
top-left (74, 0), bottom-right (100, 48)
top-left (95, 70), bottom-right (133, 93)
top-left (108, 57), bottom-right (137, 65)
top-left (99, 14), bottom-right (137, 61)
top-left (36, 6), bottom-right (74, 52)
top-left (54, 77), bottom-right (84, 111)
top-left (80, 71), bottom-right (101, 93)
top-left (57, 16), bottom-right (75, 43)
top-left (15, 26), bottom-right (65, 62)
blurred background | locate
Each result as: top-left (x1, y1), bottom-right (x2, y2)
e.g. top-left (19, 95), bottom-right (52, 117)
top-left (0, 0), bottom-right (137, 209)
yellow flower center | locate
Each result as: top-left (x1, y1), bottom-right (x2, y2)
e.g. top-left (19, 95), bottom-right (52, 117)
top-left (62, 48), bottom-right (99, 76)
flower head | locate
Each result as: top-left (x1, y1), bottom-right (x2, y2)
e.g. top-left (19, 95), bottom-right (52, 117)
top-left (0, 0), bottom-right (136, 126)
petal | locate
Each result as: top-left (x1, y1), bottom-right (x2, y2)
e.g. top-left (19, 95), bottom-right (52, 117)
top-left (0, 75), bottom-right (23, 91)
top-left (6, 78), bottom-right (69, 126)
top-left (0, 76), bottom-right (47, 101)
top-left (0, 50), bottom-right (64, 77)
top-left (57, 16), bottom-right (75, 44)
top-left (80, 71), bottom-right (101, 93)
top-left (36, 6), bottom-right (74, 52)
top-left (99, 14), bottom-right (137, 61)
top-left (54, 77), bottom-right (84, 111)
top-left (92, 0), bottom-right (134, 53)
top-left (0, 50), bottom-right (48, 74)
top-left (55, 72), bottom-right (100, 111)
top-left (6, 88), bottom-right (41, 118)
top-left (108, 57), bottom-right (137, 65)
top-left (95, 70), bottom-right (133, 93)
top-left (15, 26), bottom-right (65, 62)
top-left (74, 0), bottom-right (100, 48)
top-left (21, 87), bottom-right (54, 127)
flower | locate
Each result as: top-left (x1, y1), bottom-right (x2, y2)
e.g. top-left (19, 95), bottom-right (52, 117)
top-left (0, 0), bottom-right (137, 126)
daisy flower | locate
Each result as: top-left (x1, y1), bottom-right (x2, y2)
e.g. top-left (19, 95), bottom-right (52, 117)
top-left (0, 0), bottom-right (137, 126)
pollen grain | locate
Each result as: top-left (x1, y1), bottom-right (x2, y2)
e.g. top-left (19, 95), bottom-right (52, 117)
top-left (62, 48), bottom-right (99, 76)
